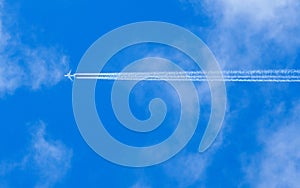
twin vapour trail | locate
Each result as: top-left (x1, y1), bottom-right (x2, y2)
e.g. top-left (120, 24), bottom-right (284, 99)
top-left (67, 69), bottom-right (300, 82)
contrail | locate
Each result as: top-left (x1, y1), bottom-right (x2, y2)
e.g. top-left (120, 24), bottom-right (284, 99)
top-left (66, 69), bottom-right (300, 82)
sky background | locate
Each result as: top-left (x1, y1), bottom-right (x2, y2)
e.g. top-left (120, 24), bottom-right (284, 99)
top-left (1, 0), bottom-right (300, 187)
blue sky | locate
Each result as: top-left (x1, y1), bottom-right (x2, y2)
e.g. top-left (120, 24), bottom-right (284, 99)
top-left (1, 0), bottom-right (300, 187)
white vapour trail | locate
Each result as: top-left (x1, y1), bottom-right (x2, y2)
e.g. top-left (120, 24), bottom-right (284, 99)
top-left (72, 69), bottom-right (300, 82)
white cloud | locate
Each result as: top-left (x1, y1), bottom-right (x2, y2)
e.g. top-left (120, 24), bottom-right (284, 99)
top-left (180, 0), bottom-right (300, 69)
top-left (160, 133), bottom-right (225, 187)
top-left (244, 102), bottom-right (300, 188)
top-left (0, 121), bottom-right (73, 188)
top-left (130, 180), bottom-right (152, 188)
top-left (31, 122), bottom-right (73, 188)
top-left (0, 1), bottom-right (69, 97)
top-left (129, 151), bottom-right (210, 188)
top-left (163, 152), bottom-right (208, 187)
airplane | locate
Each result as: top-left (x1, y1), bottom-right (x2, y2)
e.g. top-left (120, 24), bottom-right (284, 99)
top-left (64, 70), bottom-right (74, 81)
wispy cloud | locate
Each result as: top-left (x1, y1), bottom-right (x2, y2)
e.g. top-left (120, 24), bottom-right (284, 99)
top-left (129, 150), bottom-right (210, 188)
top-left (0, 121), bottom-right (73, 188)
top-left (163, 152), bottom-right (208, 187)
top-left (243, 102), bottom-right (300, 187)
top-left (180, 0), bottom-right (300, 69)
top-left (130, 180), bottom-right (152, 188)
top-left (0, 0), bottom-right (69, 97)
